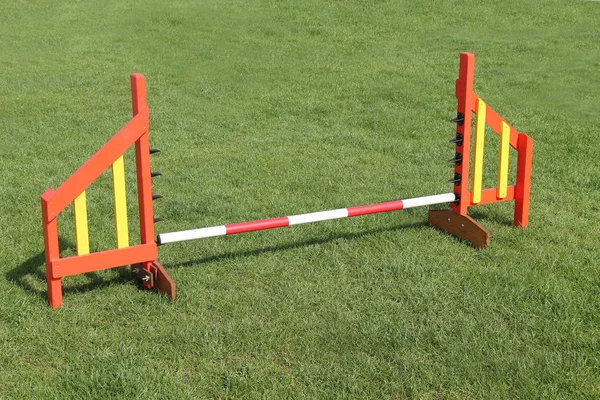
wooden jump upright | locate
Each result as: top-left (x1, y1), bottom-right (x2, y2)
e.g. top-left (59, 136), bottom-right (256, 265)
top-left (40, 53), bottom-right (533, 308)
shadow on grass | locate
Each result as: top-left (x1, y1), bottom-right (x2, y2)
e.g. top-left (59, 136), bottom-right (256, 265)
top-left (6, 237), bottom-right (136, 303)
top-left (7, 219), bottom-right (475, 300)
top-left (166, 220), bottom-right (434, 269)
top-left (468, 208), bottom-right (514, 227)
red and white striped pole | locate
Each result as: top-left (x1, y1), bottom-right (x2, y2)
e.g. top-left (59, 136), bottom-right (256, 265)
top-left (157, 193), bottom-right (456, 245)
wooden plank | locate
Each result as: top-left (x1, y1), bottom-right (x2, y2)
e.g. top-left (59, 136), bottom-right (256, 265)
top-left (41, 190), bottom-right (63, 308)
top-left (514, 133), bottom-right (534, 227)
top-left (131, 74), bottom-right (155, 247)
top-left (468, 186), bottom-right (515, 207)
top-left (47, 110), bottom-right (149, 219)
top-left (428, 209), bottom-right (490, 249)
top-left (51, 243), bottom-right (157, 278)
top-left (483, 103), bottom-right (519, 149)
top-left (497, 121), bottom-right (510, 199)
top-left (73, 191), bottom-right (90, 255)
top-left (471, 98), bottom-right (486, 204)
top-left (451, 52), bottom-right (476, 216)
top-left (112, 155), bottom-right (129, 249)
top-left (151, 262), bottom-right (176, 302)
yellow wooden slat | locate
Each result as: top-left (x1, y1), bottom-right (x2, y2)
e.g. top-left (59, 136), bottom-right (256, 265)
top-left (112, 155), bottom-right (129, 249)
top-left (74, 191), bottom-right (90, 255)
top-left (497, 121), bottom-right (510, 199)
top-left (471, 98), bottom-right (486, 204)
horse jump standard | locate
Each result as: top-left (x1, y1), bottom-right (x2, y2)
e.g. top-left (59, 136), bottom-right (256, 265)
top-left (40, 52), bottom-right (533, 308)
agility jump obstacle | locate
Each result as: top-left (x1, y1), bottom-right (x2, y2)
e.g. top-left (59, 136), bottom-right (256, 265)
top-left (41, 52), bottom-right (533, 308)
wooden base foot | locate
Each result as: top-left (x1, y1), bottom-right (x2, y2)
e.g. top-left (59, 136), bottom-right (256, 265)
top-left (151, 262), bottom-right (176, 302)
top-left (428, 210), bottom-right (490, 249)
top-left (131, 261), bottom-right (176, 302)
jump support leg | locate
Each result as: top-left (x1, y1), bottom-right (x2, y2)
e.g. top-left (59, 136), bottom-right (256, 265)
top-left (428, 210), bottom-right (490, 249)
top-left (131, 261), bottom-right (176, 301)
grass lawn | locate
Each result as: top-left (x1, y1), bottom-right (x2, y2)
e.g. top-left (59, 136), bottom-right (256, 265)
top-left (1, 0), bottom-right (599, 398)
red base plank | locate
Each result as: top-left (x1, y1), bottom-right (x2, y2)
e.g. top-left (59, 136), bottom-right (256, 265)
top-left (51, 243), bottom-right (157, 278)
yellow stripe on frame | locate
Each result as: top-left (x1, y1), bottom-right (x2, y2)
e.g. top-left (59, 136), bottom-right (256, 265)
top-left (471, 98), bottom-right (486, 204)
top-left (74, 191), bottom-right (90, 255)
top-left (112, 155), bottom-right (130, 249)
top-left (497, 121), bottom-right (510, 199)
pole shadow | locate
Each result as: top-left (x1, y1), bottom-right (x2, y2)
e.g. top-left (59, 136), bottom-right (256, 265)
top-left (166, 220), bottom-right (432, 269)
top-left (468, 208), bottom-right (514, 227)
top-left (7, 218), bottom-right (474, 300)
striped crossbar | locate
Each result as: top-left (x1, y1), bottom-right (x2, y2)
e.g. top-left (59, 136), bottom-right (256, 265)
top-left (157, 193), bottom-right (456, 245)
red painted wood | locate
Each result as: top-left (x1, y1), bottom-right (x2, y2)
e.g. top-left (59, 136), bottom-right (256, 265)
top-left (40, 75), bottom-right (156, 307)
top-left (452, 52), bottom-right (475, 216)
top-left (347, 200), bottom-right (404, 217)
top-left (226, 217), bottom-right (289, 234)
top-left (484, 104), bottom-right (519, 149)
top-left (465, 186), bottom-right (515, 207)
top-left (131, 74), bottom-right (156, 280)
top-left (514, 133), bottom-right (533, 227)
top-left (51, 243), bottom-right (158, 279)
top-left (41, 190), bottom-right (62, 308)
top-left (47, 111), bottom-right (148, 219)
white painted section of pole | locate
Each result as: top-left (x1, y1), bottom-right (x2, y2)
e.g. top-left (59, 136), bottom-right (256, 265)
top-left (158, 225), bottom-right (227, 244)
top-left (288, 208), bottom-right (349, 225)
top-left (401, 193), bottom-right (456, 209)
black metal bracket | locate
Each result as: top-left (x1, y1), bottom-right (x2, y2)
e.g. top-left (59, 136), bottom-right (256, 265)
top-left (131, 264), bottom-right (154, 287)
top-left (448, 173), bottom-right (461, 185)
top-left (448, 153), bottom-right (462, 165)
top-left (449, 133), bottom-right (464, 145)
top-left (450, 112), bottom-right (464, 126)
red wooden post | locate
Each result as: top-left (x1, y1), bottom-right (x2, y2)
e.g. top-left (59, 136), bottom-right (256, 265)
top-left (514, 133), bottom-right (533, 227)
top-left (451, 52), bottom-right (476, 216)
top-left (131, 74), bottom-right (156, 278)
top-left (41, 190), bottom-right (62, 308)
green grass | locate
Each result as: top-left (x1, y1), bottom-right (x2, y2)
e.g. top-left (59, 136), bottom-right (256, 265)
top-left (1, 0), bottom-right (599, 398)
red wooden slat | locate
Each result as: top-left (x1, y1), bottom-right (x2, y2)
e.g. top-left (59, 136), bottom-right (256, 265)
top-left (451, 52), bottom-right (475, 216)
top-left (483, 104), bottom-right (520, 149)
top-left (42, 190), bottom-right (63, 308)
top-left (47, 111), bottom-right (149, 219)
top-left (465, 186), bottom-right (516, 207)
top-left (514, 134), bottom-right (534, 227)
top-left (51, 243), bottom-right (157, 279)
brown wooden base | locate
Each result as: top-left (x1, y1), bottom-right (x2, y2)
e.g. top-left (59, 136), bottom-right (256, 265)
top-left (151, 261), bottom-right (176, 302)
top-left (131, 263), bottom-right (154, 287)
top-left (428, 209), bottom-right (490, 249)
top-left (131, 262), bottom-right (176, 302)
